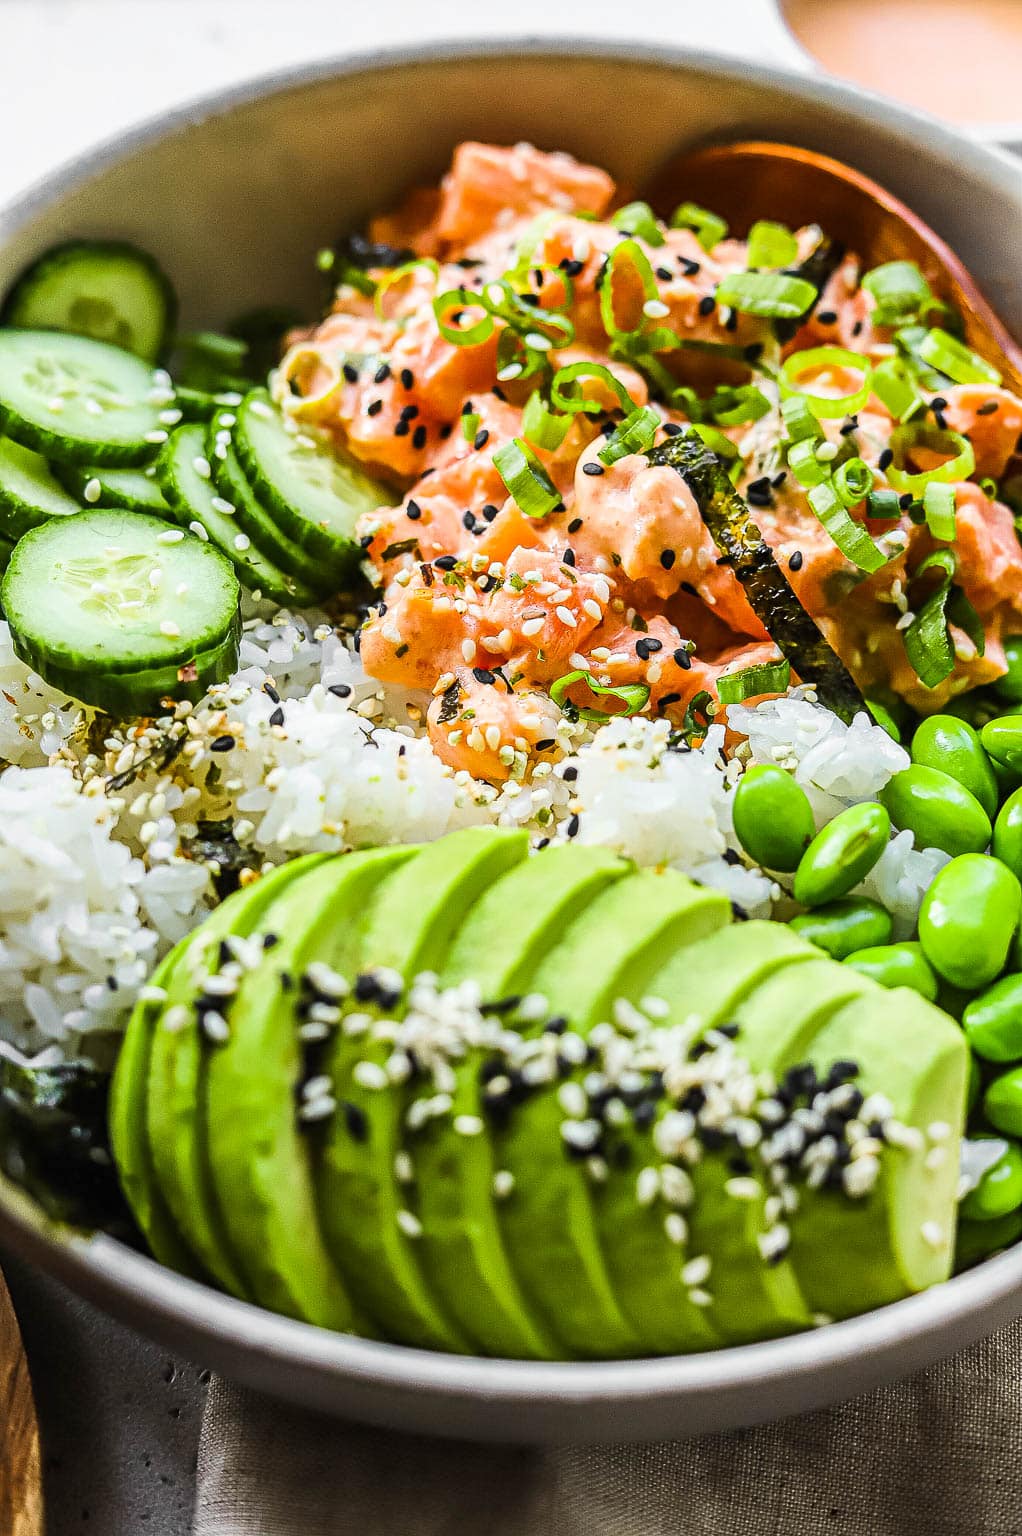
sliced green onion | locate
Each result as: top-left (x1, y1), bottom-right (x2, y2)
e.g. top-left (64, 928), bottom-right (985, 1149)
top-left (861, 260), bottom-right (934, 327)
top-left (714, 272), bottom-right (817, 320)
top-left (866, 488), bottom-right (902, 520)
top-left (746, 220), bottom-right (798, 271)
top-left (787, 438), bottom-right (832, 488)
top-left (781, 394), bottom-right (824, 444)
top-left (373, 257), bottom-right (439, 318)
top-left (510, 210), bottom-right (561, 273)
top-left (433, 288), bottom-right (495, 347)
top-left (918, 327), bottom-right (1002, 387)
top-left (706, 385), bottom-right (772, 427)
top-left (886, 423), bottom-right (975, 493)
top-left (833, 457), bottom-right (875, 508)
top-left (923, 481), bottom-right (958, 541)
top-left (521, 391), bottom-right (572, 451)
top-left (598, 405), bottom-right (661, 466)
top-left (461, 411), bottom-right (481, 443)
top-left (335, 261), bottom-right (377, 298)
top-left (600, 239), bottom-right (659, 349)
top-left (689, 424), bottom-right (743, 483)
top-left (550, 670), bottom-right (650, 721)
top-left (611, 202), bottom-right (665, 247)
top-left (550, 362), bottom-right (635, 417)
top-left (807, 480), bottom-right (888, 573)
top-left (895, 325), bottom-right (952, 391)
top-left (670, 201), bottom-right (728, 251)
top-left (717, 658), bottom-right (791, 705)
top-left (871, 356), bottom-right (923, 422)
top-left (904, 548), bottom-right (984, 688)
top-left (780, 346), bottom-right (873, 417)
top-left (493, 438), bottom-right (561, 519)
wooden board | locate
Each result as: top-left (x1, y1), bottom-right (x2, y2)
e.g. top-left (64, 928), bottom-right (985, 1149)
top-left (0, 1266), bottom-right (43, 1536)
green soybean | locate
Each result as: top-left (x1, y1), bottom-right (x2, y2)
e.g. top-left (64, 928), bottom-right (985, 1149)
top-left (918, 854), bottom-right (1022, 989)
top-left (983, 1066), bottom-right (1022, 1137)
top-left (880, 764), bottom-right (991, 857)
top-left (993, 786), bottom-right (1022, 882)
top-left (993, 636), bottom-right (1022, 704)
top-left (792, 802), bottom-right (890, 908)
top-left (959, 1136), bottom-right (1022, 1221)
top-left (962, 974), bottom-right (1022, 1062)
top-left (981, 716), bottom-right (1022, 775)
top-left (910, 714), bottom-right (999, 820)
top-left (789, 898), bottom-right (892, 959)
top-left (732, 765), bottom-right (815, 872)
top-left (955, 1210), bottom-right (1022, 1271)
top-left (842, 941), bottom-right (938, 1001)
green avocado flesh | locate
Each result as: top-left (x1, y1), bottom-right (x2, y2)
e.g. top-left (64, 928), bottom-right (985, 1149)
top-left (112, 828), bottom-right (969, 1358)
top-left (320, 827), bottom-right (530, 1351)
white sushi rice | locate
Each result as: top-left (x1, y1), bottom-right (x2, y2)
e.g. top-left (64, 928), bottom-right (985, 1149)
top-left (0, 608), bottom-right (953, 1057)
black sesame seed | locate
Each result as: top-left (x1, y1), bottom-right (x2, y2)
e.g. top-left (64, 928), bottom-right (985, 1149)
top-left (341, 1101), bottom-right (369, 1142)
top-left (852, 320), bottom-right (864, 337)
top-left (473, 428), bottom-right (490, 450)
top-left (482, 503), bottom-right (499, 522)
top-left (772, 470), bottom-right (788, 489)
top-left (680, 257), bottom-right (701, 277)
top-left (263, 683), bottom-right (280, 703)
top-left (268, 706), bottom-right (285, 728)
top-left (210, 735), bottom-right (235, 752)
top-left (698, 295), bottom-right (716, 316)
top-left (899, 492), bottom-right (914, 510)
top-left (400, 367), bottom-right (414, 389)
top-left (434, 554), bottom-right (458, 571)
top-left (816, 310), bottom-right (838, 325)
top-left (878, 447), bottom-right (894, 471)
top-left (567, 517), bottom-right (583, 533)
top-left (582, 462), bottom-right (605, 477)
top-left (662, 422), bottom-right (684, 437)
top-left (406, 499), bottom-right (421, 520)
top-left (463, 510), bottom-right (477, 531)
top-left (660, 549), bottom-right (676, 570)
top-left (394, 419), bottom-right (410, 437)
top-left (976, 400), bottom-right (999, 416)
top-left (565, 813), bottom-right (580, 838)
top-left (931, 395), bottom-right (948, 411)
top-left (562, 764), bottom-right (578, 782)
top-left (328, 683), bottom-right (352, 698)
top-left (262, 933), bottom-right (280, 949)
top-left (563, 548), bottom-right (576, 567)
top-left (413, 425), bottom-right (427, 450)
top-left (655, 265), bottom-right (673, 282)
top-left (673, 646), bottom-right (692, 669)
top-left (342, 362), bottom-right (359, 383)
top-left (439, 423), bottom-right (453, 439)
top-left (789, 550), bottom-right (804, 571)
top-left (367, 399), bottom-right (383, 417)
top-left (472, 667), bottom-right (496, 685)
top-left (374, 363), bottom-right (391, 384)
top-left (400, 403), bottom-right (419, 421)
top-left (535, 738), bottom-right (556, 751)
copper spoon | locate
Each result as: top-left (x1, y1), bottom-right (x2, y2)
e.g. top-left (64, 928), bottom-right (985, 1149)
top-left (0, 1266), bottom-right (43, 1536)
top-left (643, 140), bottom-right (1022, 395)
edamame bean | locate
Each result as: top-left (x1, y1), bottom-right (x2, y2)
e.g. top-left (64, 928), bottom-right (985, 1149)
top-left (955, 1210), bottom-right (1022, 1271)
top-left (732, 765), bottom-right (815, 872)
top-left (993, 787), bottom-right (1022, 882)
top-left (959, 1136), bottom-right (1022, 1221)
top-left (981, 716), bottom-right (1022, 775)
top-left (918, 854), bottom-right (1022, 989)
top-left (993, 636), bottom-right (1022, 704)
top-left (879, 764), bottom-right (991, 857)
top-left (842, 941), bottom-right (938, 1000)
top-left (962, 974), bottom-right (1022, 1062)
top-left (910, 714), bottom-right (999, 819)
top-left (792, 802), bottom-right (890, 908)
top-left (789, 898), bottom-right (892, 959)
top-left (983, 1066), bottom-right (1022, 1137)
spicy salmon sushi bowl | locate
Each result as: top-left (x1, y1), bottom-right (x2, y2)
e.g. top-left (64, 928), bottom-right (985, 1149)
top-left (0, 45), bottom-right (1021, 1438)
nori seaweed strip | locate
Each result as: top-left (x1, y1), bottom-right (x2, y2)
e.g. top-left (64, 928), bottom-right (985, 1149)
top-left (647, 430), bottom-right (865, 722)
top-left (774, 234), bottom-right (845, 343)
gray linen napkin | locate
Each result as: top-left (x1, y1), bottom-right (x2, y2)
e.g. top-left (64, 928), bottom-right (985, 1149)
top-left (195, 1316), bottom-right (1022, 1535)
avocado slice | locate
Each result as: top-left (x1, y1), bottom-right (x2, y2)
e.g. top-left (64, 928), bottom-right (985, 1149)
top-left (142, 856), bottom-right (323, 1293)
top-left (672, 955), bottom-right (874, 1344)
top-left (785, 987), bottom-right (968, 1317)
top-left (320, 827), bottom-right (529, 1351)
top-left (109, 947), bottom-right (200, 1277)
top-left (495, 868), bottom-right (732, 1358)
top-left (203, 848), bottom-right (412, 1329)
top-left (588, 920), bottom-right (819, 1352)
top-left (410, 845), bottom-right (630, 1358)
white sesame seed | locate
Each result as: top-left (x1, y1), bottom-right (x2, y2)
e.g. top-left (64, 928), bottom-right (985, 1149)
top-left (921, 1220), bottom-right (945, 1251)
top-left (454, 1114), bottom-right (485, 1137)
top-left (461, 638), bottom-right (477, 663)
top-left (144, 429), bottom-right (169, 445)
top-left (521, 617), bottom-right (545, 638)
top-left (353, 1060), bottom-right (389, 1091)
top-left (688, 1287), bottom-right (713, 1308)
top-left (556, 605), bottom-right (577, 627)
top-left (724, 1176), bottom-right (761, 1202)
top-left (157, 529), bottom-right (185, 544)
top-left (298, 1097), bottom-right (336, 1123)
top-left (664, 1213), bottom-right (688, 1246)
top-left (493, 1170), bottom-right (515, 1200)
top-left (211, 496), bottom-right (236, 516)
top-left (202, 1011), bottom-right (230, 1043)
top-left (188, 520), bottom-right (210, 542)
top-left (681, 1254), bottom-right (711, 1287)
top-left (582, 599), bottom-right (603, 621)
top-left (394, 1151), bottom-right (414, 1184)
top-left (83, 477), bottom-right (102, 503)
top-left (159, 620), bottom-right (181, 638)
top-left (397, 1209), bottom-right (422, 1238)
top-left (558, 1082), bottom-right (588, 1119)
top-left (234, 533), bottom-right (252, 552)
top-left (643, 298), bottom-right (670, 319)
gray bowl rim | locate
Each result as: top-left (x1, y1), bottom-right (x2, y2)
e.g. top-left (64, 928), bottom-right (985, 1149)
top-left (1, 34), bottom-right (1021, 1411)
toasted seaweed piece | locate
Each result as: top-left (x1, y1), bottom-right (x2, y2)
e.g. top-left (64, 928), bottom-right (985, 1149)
top-left (181, 817), bottom-right (260, 899)
top-left (774, 233), bottom-right (845, 343)
top-left (647, 429), bottom-right (865, 722)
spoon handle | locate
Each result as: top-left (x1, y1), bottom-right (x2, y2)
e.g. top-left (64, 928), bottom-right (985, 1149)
top-left (0, 1268), bottom-right (43, 1536)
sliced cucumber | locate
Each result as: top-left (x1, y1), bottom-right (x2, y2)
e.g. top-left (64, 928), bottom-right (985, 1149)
top-left (0, 534), bottom-right (13, 576)
top-left (0, 436), bottom-right (84, 541)
top-left (0, 329), bottom-right (166, 465)
top-left (208, 423), bottom-right (336, 594)
top-left (157, 424), bottom-right (317, 606)
top-left (1, 241), bottom-right (176, 363)
top-left (1, 509), bottom-right (239, 681)
top-left (175, 385), bottom-right (243, 424)
top-left (55, 459), bottom-right (170, 516)
top-left (234, 388), bottom-right (393, 570)
top-left (37, 623), bottom-right (239, 716)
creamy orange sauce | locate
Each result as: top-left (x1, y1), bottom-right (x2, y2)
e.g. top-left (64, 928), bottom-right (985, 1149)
top-left (783, 0), bottom-right (1022, 124)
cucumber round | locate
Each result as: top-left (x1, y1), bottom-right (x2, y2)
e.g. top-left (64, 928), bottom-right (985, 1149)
top-left (233, 387), bottom-right (393, 570)
top-left (0, 240), bottom-right (176, 363)
top-left (0, 329), bottom-right (167, 465)
top-left (0, 436), bottom-right (84, 540)
top-left (1, 509), bottom-right (240, 682)
top-left (37, 623), bottom-right (240, 717)
top-left (54, 459), bottom-right (170, 516)
top-left (157, 424), bottom-right (318, 607)
top-left (209, 425), bottom-right (336, 594)
top-left (175, 385), bottom-right (243, 423)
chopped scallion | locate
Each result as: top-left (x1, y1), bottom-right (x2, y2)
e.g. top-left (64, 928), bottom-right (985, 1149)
top-left (597, 405), bottom-right (661, 466)
top-left (521, 391), bottom-right (572, 451)
top-left (550, 669), bottom-right (650, 721)
top-left (917, 328), bottom-right (1002, 387)
top-left (714, 272), bottom-right (817, 320)
top-left (886, 423), bottom-right (975, 494)
top-left (807, 480), bottom-right (888, 573)
top-left (923, 481), bottom-right (957, 541)
top-left (493, 438), bottom-right (561, 519)
top-left (433, 288), bottom-right (494, 347)
top-left (833, 457), bottom-right (875, 509)
top-left (903, 548), bottom-right (984, 688)
top-left (780, 346), bottom-right (873, 417)
top-left (861, 260), bottom-right (935, 328)
top-left (669, 201), bottom-right (728, 251)
top-left (611, 201), bottom-right (665, 246)
top-left (746, 220), bottom-right (798, 271)
top-left (550, 362), bottom-right (635, 417)
top-left (717, 657), bottom-right (791, 705)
